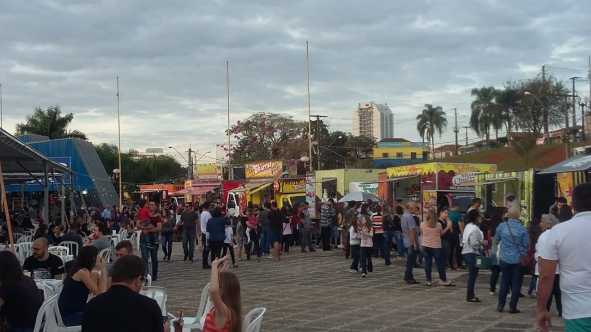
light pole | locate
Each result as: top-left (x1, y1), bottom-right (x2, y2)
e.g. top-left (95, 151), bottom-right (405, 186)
top-left (0, 82), bottom-right (3, 129)
top-left (310, 114), bottom-right (327, 170)
top-left (581, 102), bottom-right (587, 141)
top-left (116, 76), bottom-right (122, 210)
top-left (305, 41), bottom-right (313, 173)
top-left (168, 146), bottom-right (191, 179)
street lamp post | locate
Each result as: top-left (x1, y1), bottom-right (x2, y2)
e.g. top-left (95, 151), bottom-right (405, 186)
top-left (581, 102), bottom-right (587, 141)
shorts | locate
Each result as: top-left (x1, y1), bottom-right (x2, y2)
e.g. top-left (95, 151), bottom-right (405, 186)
top-left (269, 232), bottom-right (282, 244)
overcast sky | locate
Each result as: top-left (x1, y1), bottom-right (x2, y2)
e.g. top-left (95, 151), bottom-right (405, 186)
top-left (1, 0), bottom-right (590, 162)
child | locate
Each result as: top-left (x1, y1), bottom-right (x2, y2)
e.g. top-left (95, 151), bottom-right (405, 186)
top-left (349, 217), bottom-right (361, 272)
top-left (236, 218), bottom-right (250, 261)
top-left (222, 220), bottom-right (237, 268)
top-left (203, 256), bottom-right (242, 332)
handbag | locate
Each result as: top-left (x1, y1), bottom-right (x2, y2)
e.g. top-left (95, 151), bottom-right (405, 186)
top-left (505, 221), bottom-right (532, 268)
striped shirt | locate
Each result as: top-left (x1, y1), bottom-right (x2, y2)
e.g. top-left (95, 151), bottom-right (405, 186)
top-left (371, 213), bottom-right (384, 235)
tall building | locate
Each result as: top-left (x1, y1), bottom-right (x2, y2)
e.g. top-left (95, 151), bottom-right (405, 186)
top-left (352, 102), bottom-right (393, 140)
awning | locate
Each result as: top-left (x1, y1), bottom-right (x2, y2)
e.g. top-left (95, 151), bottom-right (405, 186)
top-left (173, 186), bottom-right (217, 196)
top-left (387, 162), bottom-right (497, 178)
top-left (539, 154), bottom-right (591, 174)
top-left (0, 128), bottom-right (70, 174)
top-left (249, 182), bottom-right (272, 195)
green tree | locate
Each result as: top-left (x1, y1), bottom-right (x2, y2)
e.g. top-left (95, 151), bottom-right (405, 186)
top-left (495, 85), bottom-right (520, 136)
top-left (470, 87), bottom-right (499, 142)
top-left (16, 106), bottom-right (87, 139)
top-left (228, 112), bottom-right (307, 164)
top-left (416, 104), bottom-right (447, 153)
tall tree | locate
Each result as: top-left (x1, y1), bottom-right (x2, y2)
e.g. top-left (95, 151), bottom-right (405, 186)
top-left (16, 106), bottom-right (87, 139)
top-left (470, 87), bottom-right (499, 142)
top-left (228, 112), bottom-right (307, 164)
top-left (416, 104), bottom-right (447, 153)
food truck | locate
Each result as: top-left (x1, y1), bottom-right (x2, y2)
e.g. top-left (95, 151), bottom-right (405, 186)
top-left (474, 169), bottom-right (556, 225)
top-left (384, 162), bottom-right (497, 217)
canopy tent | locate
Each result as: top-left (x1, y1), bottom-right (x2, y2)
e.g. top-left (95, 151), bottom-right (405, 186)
top-left (0, 128), bottom-right (73, 248)
top-left (539, 154), bottom-right (591, 174)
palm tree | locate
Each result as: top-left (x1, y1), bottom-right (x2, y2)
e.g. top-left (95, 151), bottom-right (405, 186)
top-left (416, 104), bottom-right (447, 155)
top-left (495, 86), bottom-right (520, 136)
top-left (470, 87), bottom-right (499, 142)
top-left (16, 106), bottom-right (87, 139)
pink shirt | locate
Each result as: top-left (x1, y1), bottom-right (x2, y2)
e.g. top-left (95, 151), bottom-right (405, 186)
top-left (421, 222), bottom-right (442, 249)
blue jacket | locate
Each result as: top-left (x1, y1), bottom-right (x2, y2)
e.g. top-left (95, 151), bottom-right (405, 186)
top-left (206, 217), bottom-right (227, 242)
top-left (495, 219), bottom-right (529, 265)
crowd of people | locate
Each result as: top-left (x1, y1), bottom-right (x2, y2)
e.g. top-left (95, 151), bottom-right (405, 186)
top-left (1, 181), bottom-right (591, 331)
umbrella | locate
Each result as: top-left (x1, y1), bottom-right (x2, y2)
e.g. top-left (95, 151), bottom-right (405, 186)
top-left (338, 191), bottom-right (381, 203)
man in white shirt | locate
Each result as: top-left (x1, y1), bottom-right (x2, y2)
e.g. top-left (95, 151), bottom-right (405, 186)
top-left (536, 183), bottom-right (591, 332)
top-left (200, 202), bottom-right (212, 269)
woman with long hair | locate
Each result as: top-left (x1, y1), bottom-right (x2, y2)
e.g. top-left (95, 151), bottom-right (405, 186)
top-left (421, 209), bottom-right (453, 287)
top-left (203, 255), bottom-right (242, 332)
top-left (161, 208), bottom-right (175, 261)
top-left (349, 217), bottom-right (361, 272)
top-left (58, 246), bottom-right (108, 326)
top-left (0, 251), bottom-right (43, 332)
top-left (359, 210), bottom-right (374, 278)
top-left (462, 209), bottom-right (484, 302)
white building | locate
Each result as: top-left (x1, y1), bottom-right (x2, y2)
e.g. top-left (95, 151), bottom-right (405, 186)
top-left (352, 102), bottom-right (394, 140)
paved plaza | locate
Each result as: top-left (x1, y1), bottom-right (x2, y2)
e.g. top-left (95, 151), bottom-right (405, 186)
top-left (154, 244), bottom-right (564, 332)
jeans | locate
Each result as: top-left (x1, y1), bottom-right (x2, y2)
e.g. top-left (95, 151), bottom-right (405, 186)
top-left (301, 229), bottom-right (314, 251)
top-left (201, 234), bottom-right (210, 267)
top-left (161, 232), bottom-right (173, 259)
top-left (372, 233), bottom-right (384, 258)
top-left (423, 247), bottom-right (446, 282)
top-left (383, 231), bottom-right (394, 265)
top-left (393, 231), bottom-right (405, 257)
top-left (209, 240), bottom-right (224, 261)
top-left (350, 244), bottom-right (360, 271)
top-left (62, 311), bottom-right (84, 326)
top-left (463, 253), bottom-right (479, 299)
top-left (246, 229), bottom-right (261, 259)
top-left (547, 275), bottom-right (562, 316)
top-left (441, 239), bottom-right (449, 268)
top-left (282, 234), bottom-right (293, 253)
top-left (341, 229), bottom-right (350, 258)
top-left (181, 231), bottom-right (195, 260)
top-left (320, 226), bottom-right (331, 250)
top-left (140, 242), bottom-right (159, 280)
top-left (261, 228), bottom-right (271, 254)
top-left (498, 261), bottom-right (523, 310)
top-left (448, 233), bottom-right (462, 268)
top-left (222, 243), bottom-right (236, 265)
top-left (528, 275), bottom-right (538, 295)
top-left (330, 224), bottom-right (339, 246)
top-left (490, 265), bottom-right (501, 292)
top-left (360, 246), bottom-right (373, 274)
top-left (405, 247), bottom-right (417, 281)
top-left (8, 328), bottom-right (34, 332)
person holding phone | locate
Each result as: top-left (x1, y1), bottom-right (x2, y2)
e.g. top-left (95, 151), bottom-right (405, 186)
top-left (202, 255), bottom-right (242, 332)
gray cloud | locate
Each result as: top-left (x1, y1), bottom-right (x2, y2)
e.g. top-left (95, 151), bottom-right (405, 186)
top-left (1, 0), bottom-right (590, 156)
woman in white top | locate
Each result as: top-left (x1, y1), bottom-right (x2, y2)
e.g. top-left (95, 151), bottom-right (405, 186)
top-left (359, 212), bottom-right (374, 278)
top-left (349, 218), bottom-right (361, 273)
top-left (462, 209), bottom-right (484, 303)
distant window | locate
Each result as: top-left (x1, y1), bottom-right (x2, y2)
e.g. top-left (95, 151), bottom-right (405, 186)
top-left (396, 152), bottom-right (403, 158)
top-left (423, 152), bottom-right (429, 160)
top-left (382, 153), bottom-right (389, 158)
top-left (411, 152), bottom-right (417, 159)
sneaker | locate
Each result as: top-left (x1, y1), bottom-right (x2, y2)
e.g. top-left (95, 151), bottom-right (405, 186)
top-left (348, 269), bottom-right (358, 273)
top-left (489, 291), bottom-right (496, 296)
top-left (405, 279), bottom-right (419, 285)
top-left (361, 273), bottom-right (367, 278)
top-left (426, 281), bottom-right (432, 287)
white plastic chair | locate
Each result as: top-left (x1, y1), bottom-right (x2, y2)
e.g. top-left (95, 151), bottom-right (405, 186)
top-left (35, 280), bottom-right (63, 300)
top-left (59, 241), bottom-right (79, 257)
top-left (48, 246), bottom-right (70, 257)
top-left (243, 307), bottom-right (266, 332)
top-left (33, 294), bottom-right (81, 332)
top-left (17, 234), bottom-right (33, 243)
top-left (180, 282), bottom-right (211, 331)
top-left (128, 230), bottom-right (141, 250)
top-left (141, 286), bottom-right (167, 316)
top-left (16, 241), bottom-right (33, 264)
top-left (98, 248), bottom-right (112, 263)
top-left (145, 273), bottom-right (153, 287)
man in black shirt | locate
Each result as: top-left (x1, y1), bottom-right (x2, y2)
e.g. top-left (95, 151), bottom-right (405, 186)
top-left (180, 204), bottom-right (199, 262)
top-left (23, 237), bottom-right (64, 279)
top-left (82, 255), bottom-right (164, 332)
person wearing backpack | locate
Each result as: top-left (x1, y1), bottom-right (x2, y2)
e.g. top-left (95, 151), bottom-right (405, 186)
top-left (495, 208), bottom-right (529, 313)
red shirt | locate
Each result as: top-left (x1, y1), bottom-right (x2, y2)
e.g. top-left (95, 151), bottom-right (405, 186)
top-left (202, 309), bottom-right (230, 332)
top-left (137, 207), bottom-right (150, 222)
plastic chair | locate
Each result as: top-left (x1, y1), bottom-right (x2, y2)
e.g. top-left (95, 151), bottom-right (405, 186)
top-left (16, 241), bottom-right (33, 264)
top-left (243, 307), bottom-right (266, 332)
top-left (17, 234), bottom-right (33, 244)
top-left (59, 241), bottom-right (79, 257)
top-left (33, 294), bottom-right (81, 332)
top-left (141, 286), bottom-right (167, 316)
top-left (98, 248), bottom-right (112, 263)
top-left (180, 282), bottom-right (210, 331)
top-left (48, 246), bottom-right (70, 257)
top-left (35, 280), bottom-right (63, 300)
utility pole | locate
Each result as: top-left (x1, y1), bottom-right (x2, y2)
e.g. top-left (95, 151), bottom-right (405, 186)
top-left (453, 108), bottom-right (459, 156)
top-left (542, 65), bottom-right (549, 137)
top-left (187, 148), bottom-right (193, 179)
top-left (305, 41), bottom-right (313, 173)
top-left (570, 77), bottom-right (582, 142)
top-left (226, 60), bottom-right (232, 180)
top-left (463, 126), bottom-right (470, 146)
top-left (116, 76), bottom-right (122, 210)
top-left (310, 114), bottom-right (327, 171)
top-left (581, 102), bottom-right (587, 142)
